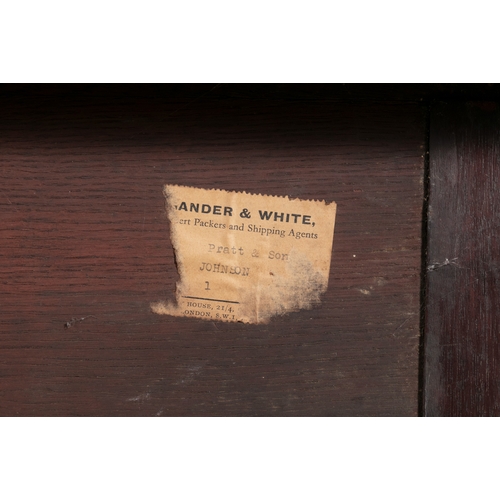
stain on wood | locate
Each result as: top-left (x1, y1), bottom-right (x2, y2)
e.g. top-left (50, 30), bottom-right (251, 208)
top-left (0, 86), bottom-right (424, 415)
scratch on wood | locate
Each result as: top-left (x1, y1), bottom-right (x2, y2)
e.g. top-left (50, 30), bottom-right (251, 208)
top-left (127, 392), bottom-right (151, 402)
top-left (427, 258), bottom-right (458, 272)
top-left (64, 315), bottom-right (96, 329)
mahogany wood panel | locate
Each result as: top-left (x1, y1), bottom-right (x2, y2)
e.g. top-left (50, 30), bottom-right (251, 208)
top-left (424, 102), bottom-right (500, 416)
top-left (0, 87), bottom-right (424, 416)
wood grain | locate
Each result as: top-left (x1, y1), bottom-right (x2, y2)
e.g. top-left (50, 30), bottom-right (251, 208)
top-left (0, 87), bottom-right (424, 416)
top-left (424, 102), bottom-right (500, 416)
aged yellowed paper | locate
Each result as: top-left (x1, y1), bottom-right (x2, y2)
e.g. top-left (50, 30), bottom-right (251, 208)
top-left (151, 185), bottom-right (337, 324)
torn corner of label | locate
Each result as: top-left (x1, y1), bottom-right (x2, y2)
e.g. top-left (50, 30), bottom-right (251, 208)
top-left (151, 184), bottom-right (337, 324)
top-left (150, 300), bottom-right (176, 316)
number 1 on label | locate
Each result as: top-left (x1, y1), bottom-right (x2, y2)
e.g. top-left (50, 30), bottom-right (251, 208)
top-left (205, 281), bottom-right (210, 291)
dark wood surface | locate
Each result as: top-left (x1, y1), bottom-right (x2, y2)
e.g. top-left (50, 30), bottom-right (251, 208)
top-left (424, 102), bottom-right (500, 416)
top-left (0, 87), bottom-right (424, 416)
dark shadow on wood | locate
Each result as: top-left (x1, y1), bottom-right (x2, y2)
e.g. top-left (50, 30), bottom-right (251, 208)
top-left (424, 102), bottom-right (500, 416)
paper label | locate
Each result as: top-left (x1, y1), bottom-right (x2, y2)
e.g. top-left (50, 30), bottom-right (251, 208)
top-left (151, 185), bottom-right (337, 324)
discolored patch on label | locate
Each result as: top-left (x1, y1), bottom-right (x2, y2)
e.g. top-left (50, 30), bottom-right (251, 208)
top-left (151, 185), bottom-right (337, 324)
